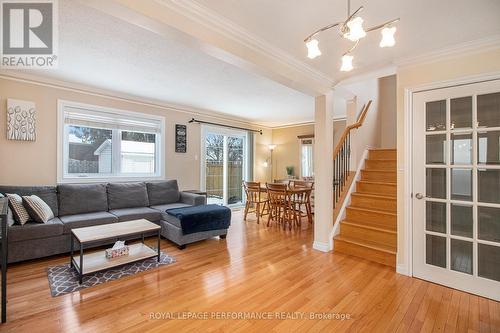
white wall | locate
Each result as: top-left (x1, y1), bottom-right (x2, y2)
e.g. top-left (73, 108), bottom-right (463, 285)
top-left (379, 75), bottom-right (397, 148)
top-left (342, 78), bottom-right (381, 169)
top-left (0, 75), bottom-right (272, 188)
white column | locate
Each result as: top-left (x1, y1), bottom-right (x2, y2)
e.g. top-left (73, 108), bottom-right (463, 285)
top-left (313, 92), bottom-right (334, 252)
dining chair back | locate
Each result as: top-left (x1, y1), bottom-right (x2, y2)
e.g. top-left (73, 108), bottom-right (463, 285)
top-left (243, 181), bottom-right (267, 223)
top-left (266, 183), bottom-right (295, 229)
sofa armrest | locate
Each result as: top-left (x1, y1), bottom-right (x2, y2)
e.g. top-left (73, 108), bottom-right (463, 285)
top-left (179, 192), bottom-right (206, 206)
top-left (0, 198), bottom-right (8, 242)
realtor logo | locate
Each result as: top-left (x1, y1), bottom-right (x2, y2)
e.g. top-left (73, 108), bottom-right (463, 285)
top-left (1, 0), bottom-right (58, 68)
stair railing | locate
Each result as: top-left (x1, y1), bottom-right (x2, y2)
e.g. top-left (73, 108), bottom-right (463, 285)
top-left (333, 100), bottom-right (372, 208)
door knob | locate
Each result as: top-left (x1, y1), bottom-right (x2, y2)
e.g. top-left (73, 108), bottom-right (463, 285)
top-left (415, 193), bottom-right (424, 200)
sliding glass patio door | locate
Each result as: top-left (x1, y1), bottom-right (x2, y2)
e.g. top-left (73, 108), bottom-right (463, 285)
top-left (201, 126), bottom-right (248, 206)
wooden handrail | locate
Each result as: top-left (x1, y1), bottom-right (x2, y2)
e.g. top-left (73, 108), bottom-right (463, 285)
top-left (333, 100), bottom-right (372, 159)
top-left (332, 100), bottom-right (372, 208)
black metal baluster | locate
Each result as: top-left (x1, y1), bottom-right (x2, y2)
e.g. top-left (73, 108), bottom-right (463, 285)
top-left (347, 133), bottom-right (350, 174)
top-left (342, 141), bottom-right (346, 187)
top-left (340, 144), bottom-right (344, 189)
top-left (333, 156), bottom-right (336, 208)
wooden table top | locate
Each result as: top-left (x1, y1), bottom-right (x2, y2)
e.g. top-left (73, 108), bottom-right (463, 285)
top-left (259, 185), bottom-right (312, 193)
top-left (71, 219), bottom-right (160, 243)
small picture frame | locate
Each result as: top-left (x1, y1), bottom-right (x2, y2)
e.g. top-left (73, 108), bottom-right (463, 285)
top-left (175, 124), bottom-right (187, 153)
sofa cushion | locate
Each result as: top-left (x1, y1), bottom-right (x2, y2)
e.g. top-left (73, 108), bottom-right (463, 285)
top-left (22, 195), bottom-right (54, 223)
top-left (0, 185), bottom-right (58, 216)
top-left (58, 183), bottom-right (108, 216)
top-left (146, 180), bottom-right (180, 206)
top-left (8, 217), bottom-right (64, 242)
top-left (59, 211), bottom-right (118, 234)
top-left (6, 194), bottom-right (30, 225)
top-left (151, 203), bottom-right (190, 221)
top-left (109, 207), bottom-right (161, 222)
top-left (107, 183), bottom-right (149, 210)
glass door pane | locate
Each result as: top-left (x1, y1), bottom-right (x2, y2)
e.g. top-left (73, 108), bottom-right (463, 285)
top-left (205, 133), bottom-right (224, 205)
top-left (227, 136), bottom-right (244, 205)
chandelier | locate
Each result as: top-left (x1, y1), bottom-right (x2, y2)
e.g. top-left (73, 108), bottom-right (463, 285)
top-left (304, 0), bottom-right (399, 72)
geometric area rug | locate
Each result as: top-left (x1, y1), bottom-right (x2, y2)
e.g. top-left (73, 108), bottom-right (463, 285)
top-left (47, 251), bottom-right (175, 297)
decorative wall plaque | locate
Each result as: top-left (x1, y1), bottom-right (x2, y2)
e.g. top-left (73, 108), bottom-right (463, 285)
top-left (7, 99), bottom-right (36, 141)
top-left (175, 124), bottom-right (187, 153)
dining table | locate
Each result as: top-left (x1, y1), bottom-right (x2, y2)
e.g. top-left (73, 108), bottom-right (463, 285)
top-left (259, 184), bottom-right (314, 225)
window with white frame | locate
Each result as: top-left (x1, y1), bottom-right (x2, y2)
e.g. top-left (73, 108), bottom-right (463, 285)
top-left (300, 139), bottom-right (314, 178)
top-left (58, 101), bottom-right (164, 182)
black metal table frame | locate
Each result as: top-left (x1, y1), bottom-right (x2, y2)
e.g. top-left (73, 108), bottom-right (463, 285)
top-left (0, 198), bottom-right (8, 323)
top-left (70, 230), bottom-right (161, 284)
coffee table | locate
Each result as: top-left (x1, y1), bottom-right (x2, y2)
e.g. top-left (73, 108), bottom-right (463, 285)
top-left (70, 219), bottom-right (161, 284)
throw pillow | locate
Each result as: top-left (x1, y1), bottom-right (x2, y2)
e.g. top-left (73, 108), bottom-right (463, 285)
top-left (22, 195), bottom-right (54, 223)
top-left (6, 193), bottom-right (31, 225)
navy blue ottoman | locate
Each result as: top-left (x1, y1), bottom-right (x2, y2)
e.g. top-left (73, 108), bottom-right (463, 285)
top-left (160, 204), bottom-right (231, 249)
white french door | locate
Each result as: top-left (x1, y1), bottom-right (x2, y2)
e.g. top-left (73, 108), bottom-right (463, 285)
top-left (201, 126), bottom-right (249, 206)
top-left (412, 79), bottom-right (500, 301)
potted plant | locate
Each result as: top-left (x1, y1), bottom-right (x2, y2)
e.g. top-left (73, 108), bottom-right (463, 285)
top-left (285, 166), bottom-right (295, 178)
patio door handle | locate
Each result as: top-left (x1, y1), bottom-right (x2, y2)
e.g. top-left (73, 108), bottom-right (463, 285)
top-left (415, 193), bottom-right (424, 200)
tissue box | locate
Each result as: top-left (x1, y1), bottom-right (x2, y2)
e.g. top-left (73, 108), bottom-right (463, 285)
top-left (105, 245), bottom-right (130, 259)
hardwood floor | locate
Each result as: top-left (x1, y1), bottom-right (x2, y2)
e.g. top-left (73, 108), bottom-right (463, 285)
top-left (1, 210), bottom-right (499, 332)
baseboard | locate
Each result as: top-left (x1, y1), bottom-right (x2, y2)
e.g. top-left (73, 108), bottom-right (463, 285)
top-left (396, 263), bottom-right (410, 276)
top-left (313, 241), bottom-right (331, 252)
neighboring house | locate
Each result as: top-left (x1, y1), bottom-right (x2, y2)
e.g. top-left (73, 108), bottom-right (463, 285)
top-left (93, 139), bottom-right (112, 173)
top-left (94, 139), bottom-right (155, 174)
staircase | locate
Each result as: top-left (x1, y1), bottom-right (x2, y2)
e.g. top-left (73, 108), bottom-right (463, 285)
top-left (333, 148), bottom-right (397, 267)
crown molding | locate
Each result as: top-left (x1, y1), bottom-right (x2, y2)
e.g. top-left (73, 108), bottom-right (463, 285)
top-left (0, 71), bottom-right (274, 130)
top-left (156, 0), bottom-right (335, 89)
top-left (336, 65), bottom-right (397, 86)
top-left (271, 121), bottom-right (315, 130)
top-left (395, 34), bottom-right (500, 67)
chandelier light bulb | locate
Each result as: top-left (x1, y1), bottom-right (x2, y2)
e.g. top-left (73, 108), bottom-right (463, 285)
top-left (306, 39), bottom-right (322, 59)
top-left (344, 17), bottom-right (366, 42)
top-left (379, 26), bottom-right (396, 47)
top-left (340, 54), bottom-right (354, 71)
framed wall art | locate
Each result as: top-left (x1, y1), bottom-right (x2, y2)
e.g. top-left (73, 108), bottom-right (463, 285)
top-left (175, 124), bottom-right (187, 153)
top-left (7, 99), bottom-right (36, 141)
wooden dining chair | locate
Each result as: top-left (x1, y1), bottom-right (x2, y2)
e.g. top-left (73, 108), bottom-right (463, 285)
top-left (289, 180), bottom-right (314, 224)
top-left (289, 180), bottom-right (314, 189)
top-left (266, 183), bottom-right (296, 230)
top-left (243, 181), bottom-right (268, 224)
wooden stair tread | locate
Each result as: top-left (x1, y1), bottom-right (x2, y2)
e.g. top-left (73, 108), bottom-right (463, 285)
top-left (341, 220), bottom-right (397, 234)
top-left (362, 169), bottom-right (396, 173)
top-left (358, 180), bottom-right (396, 186)
top-left (369, 148), bottom-right (396, 151)
top-left (334, 235), bottom-right (397, 254)
top-left (352, 192), bottom-right (396, 200)
top-left (367, 158), bottom-right (397, 161)
top-left (348, 206), bottom-right (397, 216)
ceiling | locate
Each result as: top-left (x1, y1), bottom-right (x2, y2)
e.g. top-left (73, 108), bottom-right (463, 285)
top-left (8, 0), bottom-right (500, 127)
top-left (22, 0), bottom-right (316, 127)
top-left (196, 0), bottom-right (500, 80)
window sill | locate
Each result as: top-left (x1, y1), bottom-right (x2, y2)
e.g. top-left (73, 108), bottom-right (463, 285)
top-left (58, 175), bottom-right (164, 184)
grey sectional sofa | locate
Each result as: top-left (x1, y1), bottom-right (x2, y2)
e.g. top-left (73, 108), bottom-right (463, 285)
top-left (0, 180), bottom-right (225, 263)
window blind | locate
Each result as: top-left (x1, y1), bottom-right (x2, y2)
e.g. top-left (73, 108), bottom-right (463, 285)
top-left (64, 105), bottom-right (162, 134)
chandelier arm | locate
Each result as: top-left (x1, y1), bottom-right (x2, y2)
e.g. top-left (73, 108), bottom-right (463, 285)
top-left (343, 40), bottom-right (360, 55)
top-left (342, 6), bottom-right (364, 27)
top-left (303, 22), bottom-right (342, 42)
top-left (366, 18), bottom-right (400, 32)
